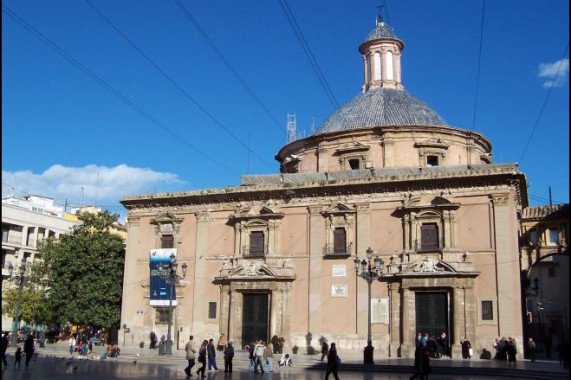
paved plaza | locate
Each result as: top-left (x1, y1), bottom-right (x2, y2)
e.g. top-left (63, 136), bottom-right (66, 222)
top-left (1, 343), bottom-right (568, 380)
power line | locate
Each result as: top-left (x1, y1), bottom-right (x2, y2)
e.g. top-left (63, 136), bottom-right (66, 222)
top-left (278, 0), bottom-right (340, 110)
top-left (2, 4), bottom-right (239, 177)
top-left (172, 0), bottom-right (287, 136)
top-left (471, 0), bottom-right (486, 132)
top-left (518, 43), bottom-right (569, 165)
top-left (82, 0), bottom-right (274, 170)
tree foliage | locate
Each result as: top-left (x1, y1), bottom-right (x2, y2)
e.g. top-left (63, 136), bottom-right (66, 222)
top-left (2, 261), bottom-right (50, 324)
top-left (39, 210), bottom-right (125, 329)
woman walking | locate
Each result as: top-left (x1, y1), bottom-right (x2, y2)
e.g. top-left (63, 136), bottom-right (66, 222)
top-left (324, 342), bottom-right (340, 380)
top-left (196, 340), bottom-right (208, 378)
top-left (264, 343), bottom-right (274, 372)
top-left (23, 334), bottom-right (35, 367)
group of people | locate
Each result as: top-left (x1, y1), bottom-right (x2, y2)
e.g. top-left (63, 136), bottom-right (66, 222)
top-left (247, 339), bottom-right (277, 373)
top-left (415, 332), bottom-right (449, 359)
top-left (1, 331), bottom-right (36, 368)
top-left (183, 335), bottom-right (235, 378)
top-left (492, 336), bottom-right (518, 366)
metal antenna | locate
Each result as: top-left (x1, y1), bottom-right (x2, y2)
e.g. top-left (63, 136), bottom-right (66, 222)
top-left (287, 114), bottom-right (298, 143)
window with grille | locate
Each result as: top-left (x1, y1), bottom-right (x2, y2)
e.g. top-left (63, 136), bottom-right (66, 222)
top-left (208, 302), bottom-right (217, 319)
top-left (161, 234), bottom-right (174, 249)
top-left (333, 228), bottom-right (347, 254)
top-left (420, 223), bottom-right (439, 251)
top-left (426, 155), bottom-right (439, 167)
top-left (249, 231), bottom-right (265, 256)
top-left (481, 301), bottom-right (493, 321)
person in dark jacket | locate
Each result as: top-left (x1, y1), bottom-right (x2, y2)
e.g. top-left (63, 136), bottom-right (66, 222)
top-left (324, 342), bottom-right (340, 380)
top-left (461, 338), bottom-right (472, 359)
top-left (207, 338), bottom-right (218, 371)
top-left (1, 332), bottom-right (9, 368)
top-left (410, 345), bottom-right (431, 380)
top-left (506, 337), bottom-right (517, 366)
top-left (527, 337), bottom-right (536, 363)
top-left (320, 340), bottom-right (329, 361)
top-left (23, 334), bottom-right (35, 367)
top-left (223, 341), bottom-right (234, 373)
top-left (196, 340), bottom-right (208, 378)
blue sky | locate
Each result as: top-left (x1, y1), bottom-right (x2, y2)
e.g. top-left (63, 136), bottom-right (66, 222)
top-left (2, 0), bottom-right (569, 220)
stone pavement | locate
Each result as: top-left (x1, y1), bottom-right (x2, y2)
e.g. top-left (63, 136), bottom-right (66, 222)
top-left (4, 342), bottom-right (567, 379)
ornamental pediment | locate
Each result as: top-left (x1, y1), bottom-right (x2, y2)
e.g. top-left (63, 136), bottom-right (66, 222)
top-left (414, 138), bottom-right (449, 150)
top-left (150, 211), bottom-right (183, 225)
top-left (228, 205), bottom-right (284, 223)
top-left (321, 202), bottom-right (356, 216)
top-left (401, 195), bottom-right (459, 210)
top-left (403, 257), bottom-right (456, 273)
top-left (335, 142), bottom-right (370, 154)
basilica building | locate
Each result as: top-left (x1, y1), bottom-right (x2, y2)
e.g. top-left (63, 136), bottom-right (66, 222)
top-left (119, 16), bottom-right (527, 358)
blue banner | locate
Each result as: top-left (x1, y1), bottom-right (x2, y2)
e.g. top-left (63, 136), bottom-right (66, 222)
top-left (149, 249), bottom-right (177, 306)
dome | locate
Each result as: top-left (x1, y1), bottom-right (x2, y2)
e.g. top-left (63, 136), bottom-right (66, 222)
top-left (315, 88), bottom-right (449, 134)
top-left (363, 22), bottom-right (403, 44)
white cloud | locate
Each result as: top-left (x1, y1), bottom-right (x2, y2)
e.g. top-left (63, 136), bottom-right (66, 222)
top-left (538, 58), bottom-right (569, 87)
top-left (2, 164), bottom-right (184, 210)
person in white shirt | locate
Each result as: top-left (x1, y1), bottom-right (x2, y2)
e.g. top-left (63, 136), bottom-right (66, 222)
top-left (69, 335), bottom-right (76, 356)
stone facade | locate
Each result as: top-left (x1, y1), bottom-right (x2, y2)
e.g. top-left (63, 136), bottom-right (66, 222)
top-left (119, 16), bottom-right (529, 358)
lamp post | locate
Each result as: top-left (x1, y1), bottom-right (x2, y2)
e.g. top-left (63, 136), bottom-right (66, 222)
top-left (157, 253), bottom-right (187, 355)
top-left (354, 247), bottom-right (384, 364)
top-left (8, 261), bottom-right (26, 347)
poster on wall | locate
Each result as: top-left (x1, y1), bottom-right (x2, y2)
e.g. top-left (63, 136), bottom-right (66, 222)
top-left (149, 248), bottom-right (177, 306)
top-left (371, 297), bottom-right (389, 324)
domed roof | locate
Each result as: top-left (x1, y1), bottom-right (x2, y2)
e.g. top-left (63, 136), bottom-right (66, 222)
top-left (315, 88), bottom-right (449, 134)
top-left (363, 22), bottom-right (403, 44)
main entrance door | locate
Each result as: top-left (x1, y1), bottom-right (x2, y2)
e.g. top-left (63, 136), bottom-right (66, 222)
top-left (242, 293), bottom-right (269, 348)
top-left (415, 292), bottom-right (449, 340)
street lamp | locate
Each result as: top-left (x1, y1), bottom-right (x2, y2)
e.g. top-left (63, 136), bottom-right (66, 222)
top-left (8, 261), bottom-right (26, 347)
top-left (354, 247), bottom-right (384, 364)
top-left (157, 253), bottom-right (187, 355)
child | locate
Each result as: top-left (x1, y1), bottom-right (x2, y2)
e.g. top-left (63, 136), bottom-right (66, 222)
top-left (14, 346), bottom-right (22, 367)
top-left (278, 353), bottom-right (292, 367)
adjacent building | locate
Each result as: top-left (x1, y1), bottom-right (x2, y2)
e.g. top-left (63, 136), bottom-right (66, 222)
top-left (1, 195), bottom-right (80, 331)
top-left (119, 16), bottom-right (530, 358)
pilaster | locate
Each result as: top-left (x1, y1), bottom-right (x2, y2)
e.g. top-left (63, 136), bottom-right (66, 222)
top-left (308, 206), bottom-right (323, 335)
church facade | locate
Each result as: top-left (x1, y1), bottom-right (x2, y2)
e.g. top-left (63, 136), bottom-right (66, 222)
top-left (119, 16), bottom-right (527, 358)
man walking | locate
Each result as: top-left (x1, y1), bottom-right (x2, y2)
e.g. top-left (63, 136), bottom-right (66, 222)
top-left (184, 335), bottom-right (196, 377)
top-left (207, 338), bottom-right (219, 371)
top-left (324, 342), bottom-right (340, 380)
top-left (223, 341), bottom-right (234, 373)
top-left (253, 340), bottom-right (266, 373)
top-left (1, 332), bottom-right (9, 368)
top-left (528, 337), bottom-right (536, 363)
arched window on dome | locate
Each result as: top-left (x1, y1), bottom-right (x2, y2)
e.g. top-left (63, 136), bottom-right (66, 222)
top-left (385, 51), bottom-right (394, 80)
top-left (374, 52), bottom-right (382, 80)
top-left (367, 54), bottom-right (372, 84)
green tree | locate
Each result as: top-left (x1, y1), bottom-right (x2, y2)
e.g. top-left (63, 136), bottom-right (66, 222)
top-left (2, 261), bottom-right (50, 325)
top-left (39, 210), bottom-right (125, 329)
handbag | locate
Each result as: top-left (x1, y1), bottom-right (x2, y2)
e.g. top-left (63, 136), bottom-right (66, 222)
top-left (336, 356), bottom-right (341, 365)
top-left (468, 348), bottom-right (473, 356)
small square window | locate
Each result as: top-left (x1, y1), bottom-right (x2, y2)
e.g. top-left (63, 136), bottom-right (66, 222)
top-left (161, 234), bottom-right (174, 248)
top-left (426, 155), bottom-right (439, 167)
top-left (208, 302), bottom-right (217, 319)
top-left (348, 159), bottom-right (360, 170)
top-left (549, 229), bottom-right (559, 245)
top-left (481, 300), bottom-right (493, 321)
top-left (529, 230), bottom-right (538, 246)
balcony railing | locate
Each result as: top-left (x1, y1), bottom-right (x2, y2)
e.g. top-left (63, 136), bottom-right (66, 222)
top-left (414, 239), bottom-right (443, 253)
top-left (240, 245), bottom-right (268, 258)
top-left (323, 242), bottom-right (353, 256)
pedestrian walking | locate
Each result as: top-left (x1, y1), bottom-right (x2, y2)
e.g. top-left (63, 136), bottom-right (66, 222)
top-left (506, 337), bottom-right (517, 367)
top-left (324, 342), bottom-right (340, 380)
top-left (271, 335), bottom-right (279, 354)
top-left (149, 331), bottom-right (157, 349)
top-left (248, 341), bottom-right (256, 372)
top-left (461, 337), bottom-right (472, 359)
top-left (527, 337), bottom-right (536, 363)
top-left (217, 334), bottom-right (227, 351)
top-left (68, 334), bottom-right (76, 356)
top-left (1, 331), bottom-right (9, 368)
top-left (196, 340), bottom-right (208, 378)
top-left (253, 339), bottom-right (266, 373)
top-left (23, 333), bottom-right (34, 367)
top-left (207, 338), bottom-right (218, 370)
top-left (223, 341), bottom-right (234, 373)
top-left (14, 346), bottom-right (22, 367)
top-left (410, 344), bottom-right (431, 380)
top-left (320, 340), bottom-right (329, 361)
top-left (184, 335), bottom-right (196, 377)
top-left (264, 343), bottom-right (274, 372)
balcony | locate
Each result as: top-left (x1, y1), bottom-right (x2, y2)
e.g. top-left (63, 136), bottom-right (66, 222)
top-left (414, 239), bottom-right (443, 253)
top-left (323, 242), bottom-right (353, 258)
top-left (240, 245), bottom-right (268, 258)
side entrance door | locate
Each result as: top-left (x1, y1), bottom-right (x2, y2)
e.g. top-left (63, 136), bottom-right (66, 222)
top-left (415, 291), bottom-right (449, 350)
top-left (242, 293), bottom-right (269, 348)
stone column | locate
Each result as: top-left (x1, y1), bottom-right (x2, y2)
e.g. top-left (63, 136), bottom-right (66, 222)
top-left (443, 211), bottom-right (451, 249)
top-left (400, 286), bottom-right (413, 358)
top-left (281, 283), bottom-right (292, 352)
top-left (317, 145), bottom-right (328, 172)
top-left (192, 212), bottom-right (210, 334)
top-left (403, 214), bottom-right (410, 251)
top-left (389, 282), bottom-right (401, 357)
top-left (220, 284), bottom-right (231, 338)
top-left (308, 206), bottom-right (323, 336)
top-left (491, 194), bottom-right (523, 341)
top-left (452, 286), bottom-right (465, 359)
